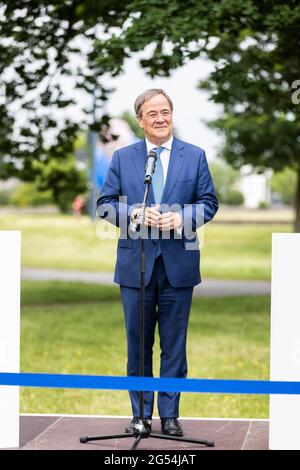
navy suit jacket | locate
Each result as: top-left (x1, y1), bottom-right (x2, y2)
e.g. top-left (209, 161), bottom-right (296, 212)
top-left (97, 137), bottom-right (218, 288)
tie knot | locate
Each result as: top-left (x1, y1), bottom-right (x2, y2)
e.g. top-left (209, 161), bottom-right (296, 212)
top-left (154, 146), bottom-right (164, 157)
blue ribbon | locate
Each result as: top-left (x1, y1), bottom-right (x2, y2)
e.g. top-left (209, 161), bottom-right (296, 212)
top-left (1, 372), bottom-right (300, 395)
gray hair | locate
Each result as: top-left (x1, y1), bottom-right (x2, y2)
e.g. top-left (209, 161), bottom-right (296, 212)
top-left (134, 88), bottom-right (173, 118)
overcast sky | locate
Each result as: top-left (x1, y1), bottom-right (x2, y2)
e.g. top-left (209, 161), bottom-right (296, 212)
top-left (105, 56), bottom-right (223, 161)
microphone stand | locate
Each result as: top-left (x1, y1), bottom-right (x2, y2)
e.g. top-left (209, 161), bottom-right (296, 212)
top-left (79, 166), bottom-right (215, 450)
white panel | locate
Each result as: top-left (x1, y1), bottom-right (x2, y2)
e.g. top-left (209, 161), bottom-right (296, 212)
top-left (269, 233), bottom-right (300, 450)
top-left (0, 231), bottom-right (20, 448)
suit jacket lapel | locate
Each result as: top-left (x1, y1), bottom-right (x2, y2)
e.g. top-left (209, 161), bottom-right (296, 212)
top-left (161, 138), bottom-right (185, 203)
top-left (132, 139), bottom-right (156, 205)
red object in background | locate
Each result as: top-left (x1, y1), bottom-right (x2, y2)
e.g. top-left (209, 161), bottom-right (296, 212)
top-left (72, 195), bottom-right (85, 216)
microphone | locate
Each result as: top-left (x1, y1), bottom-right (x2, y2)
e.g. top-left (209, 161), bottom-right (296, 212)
top-left (144, 149), bottom-right (157, 183)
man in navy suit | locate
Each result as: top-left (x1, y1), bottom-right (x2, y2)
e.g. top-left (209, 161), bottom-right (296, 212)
top-left (97, 89), bottom-right (218, 436)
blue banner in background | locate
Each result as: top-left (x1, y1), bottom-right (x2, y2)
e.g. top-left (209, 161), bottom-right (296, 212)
top-left (95, 146), bottom-right (110, 190)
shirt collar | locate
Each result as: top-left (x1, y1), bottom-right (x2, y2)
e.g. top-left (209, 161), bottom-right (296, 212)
top-left (145, 135), bottom-right (173, 153)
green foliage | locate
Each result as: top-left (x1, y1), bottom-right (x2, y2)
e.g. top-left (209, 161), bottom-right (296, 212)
top-left (0, 1), bottom-right (130, 178)
top-left (270, 168), bottom-right (297, 205)
top-left (9, 182), bottom-right (53, 207)
top-left (195, 1), bottom-right (300, 228)
top-left (1, 154), bottom-right (87, 213)
top-left (259, 201), bottom-right (270, 209)
top-left (223, 189), bottom-right (244, 206)
top-left (34, 155), bottom-right (87, 213)
top-left (0, 189), bottom-right (11, 205)
top-left (120, 111), bottom-right (145, 140)
top-left (209, 159), bottom-right (243, 205)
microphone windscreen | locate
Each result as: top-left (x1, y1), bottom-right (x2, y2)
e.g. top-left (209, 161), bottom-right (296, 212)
top-left (148, 149), bottom-right (157, 160)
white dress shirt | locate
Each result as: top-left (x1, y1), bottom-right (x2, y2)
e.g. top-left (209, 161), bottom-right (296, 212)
top-left (145, 136), bottom-right (174, 185)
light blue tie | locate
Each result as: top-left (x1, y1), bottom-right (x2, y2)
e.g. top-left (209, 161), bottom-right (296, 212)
top-left (152, 146), bottom-right (165, 205)
top-left (152, 146), bottom-right (165, 257)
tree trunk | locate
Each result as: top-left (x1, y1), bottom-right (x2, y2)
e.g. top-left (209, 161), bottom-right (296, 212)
top-left (294, 167), bottom-right (300, 233)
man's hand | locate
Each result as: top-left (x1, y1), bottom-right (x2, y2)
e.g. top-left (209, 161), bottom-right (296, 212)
top-left (157, 212), bottom-right (183, 231)
top-left (130, 206), bottom-right (183, 231)
top-left (130, 205), bottom-right (161, 229)
top-left (144, 205), bottom-right (161, 227)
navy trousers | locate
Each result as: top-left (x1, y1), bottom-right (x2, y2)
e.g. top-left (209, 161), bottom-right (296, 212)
top-left (120, 255), bottom-right (194, 419)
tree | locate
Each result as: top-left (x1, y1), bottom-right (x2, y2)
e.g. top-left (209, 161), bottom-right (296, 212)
top-left (120, 111), bottom-right (145, 140)
top-left (34, 155), bottom-right (87, 212)
top-left (270, 168), bottom-right (297, 205)
top-left (9, 182), bottom-right (53, 208)
top-left (209, 159), bottom-right (244, 205)
top-left (0, 0), bottom-right (129, 181)
top-left (197, 1), bottom-right (300, 229)
top-left (1, 1), bottom-right (300, 227)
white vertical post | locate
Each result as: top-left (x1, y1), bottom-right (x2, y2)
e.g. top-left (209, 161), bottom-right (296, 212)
top-left (0, 231), bottom-right (20, 449)
top-left (269, 233), bottom-right (300, 450)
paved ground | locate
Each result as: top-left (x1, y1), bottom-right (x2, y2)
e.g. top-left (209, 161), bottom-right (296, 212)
top-left (22, 268), bottom-right (270, 297)
top-left (15, 415), bottom-right (269, 450)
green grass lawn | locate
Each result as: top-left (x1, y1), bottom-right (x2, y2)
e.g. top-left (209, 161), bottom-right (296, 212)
top-left (0, 212), bottom-right (292, 279)
top-left (21, 281), bottom-right (270, 418)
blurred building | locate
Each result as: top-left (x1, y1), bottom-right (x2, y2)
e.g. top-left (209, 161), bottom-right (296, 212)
top-left (237, 165), bottom-right (272, 208)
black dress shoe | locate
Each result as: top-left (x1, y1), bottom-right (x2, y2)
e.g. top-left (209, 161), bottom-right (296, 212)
top-left (161, 418), bottom-right (183, 436)
top-left (125, 417), bottom-right (152, 434)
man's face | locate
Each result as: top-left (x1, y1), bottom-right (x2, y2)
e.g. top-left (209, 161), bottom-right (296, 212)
top-left (138, 94), bottom-right (173, 145)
